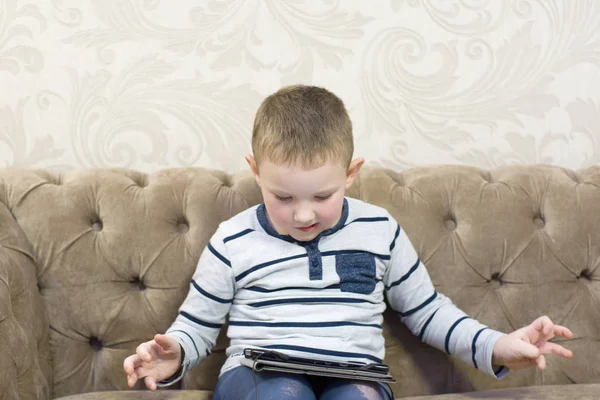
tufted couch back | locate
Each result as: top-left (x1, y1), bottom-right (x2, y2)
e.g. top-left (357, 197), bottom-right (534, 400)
top-left (0, 165), bottom-right (599, 399)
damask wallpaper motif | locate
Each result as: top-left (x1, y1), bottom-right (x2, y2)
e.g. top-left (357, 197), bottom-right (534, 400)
top-left (1, 0), bottom-right (599, 173)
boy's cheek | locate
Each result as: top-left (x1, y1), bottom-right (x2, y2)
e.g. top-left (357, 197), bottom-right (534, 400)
top-left (264, 202), bottom-right (289, 231)
top-left (320, 198), bottom-right (345, 227)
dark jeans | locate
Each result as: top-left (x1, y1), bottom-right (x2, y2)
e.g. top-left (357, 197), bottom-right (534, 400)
top-left (213, 366), bottom-right (394, 400)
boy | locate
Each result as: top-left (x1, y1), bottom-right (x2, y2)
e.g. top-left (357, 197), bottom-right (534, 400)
top-left (123, 85), bottom-right (573, 400)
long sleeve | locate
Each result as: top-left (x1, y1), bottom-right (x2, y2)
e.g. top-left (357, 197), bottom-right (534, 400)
top-left (159, 225), bottom-right (235, 386)
top-left (383, 219), bottom-right (509, 379)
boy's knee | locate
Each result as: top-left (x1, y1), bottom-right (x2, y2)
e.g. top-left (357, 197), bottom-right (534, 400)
top-left (251, 375), bottom-right (315, 400)
top-left (348, 383), bottom-right (382, 400)
top-left (280, 380), bottom-right (314, 399)
top-left (321, 381), bottom-right (389, 400)
top-left (353, 383), bottom-right (386, 400)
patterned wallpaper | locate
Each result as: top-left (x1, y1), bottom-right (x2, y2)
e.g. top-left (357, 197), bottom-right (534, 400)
top-left (1, 0), bottom-right (599, 173)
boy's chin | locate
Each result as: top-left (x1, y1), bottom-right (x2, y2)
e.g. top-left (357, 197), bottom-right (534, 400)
top-left (290, 229), bottom-right (322, 242)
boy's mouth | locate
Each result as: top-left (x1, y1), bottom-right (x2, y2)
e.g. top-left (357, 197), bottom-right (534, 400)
top-left (297, 223), bottom-right (318, 232)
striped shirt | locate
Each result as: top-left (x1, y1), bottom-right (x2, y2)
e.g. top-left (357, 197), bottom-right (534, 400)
top-left (162, 197), bottom-right (508, 385)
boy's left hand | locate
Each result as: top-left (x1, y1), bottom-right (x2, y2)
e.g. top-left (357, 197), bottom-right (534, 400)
top-left (492, 315), bottom-right (573, 370)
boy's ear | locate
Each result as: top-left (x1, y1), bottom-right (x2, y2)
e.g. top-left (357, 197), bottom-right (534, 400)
top-left (345, 157), bottom-right (364, 189)
top-left (245, 154), bottom-right (261, 185)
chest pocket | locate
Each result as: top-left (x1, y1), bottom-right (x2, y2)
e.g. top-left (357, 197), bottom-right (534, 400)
top-left (335, 252), bottom-right (377, 295)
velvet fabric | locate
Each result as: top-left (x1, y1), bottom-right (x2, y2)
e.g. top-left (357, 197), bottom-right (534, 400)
top-left (0, 165), bottom-right (598, 399)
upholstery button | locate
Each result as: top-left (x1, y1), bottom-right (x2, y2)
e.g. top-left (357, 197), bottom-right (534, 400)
top-left (89, 337), bottom-right (102, 351)
top-left (490, 272), bottom-right (503, 286)
top-left (132, 277), bottom-right (146, 290)
top-left (579, 269), bottom-right (592, 280)
top-left (533, 216), bottom-right (545, 229)
top-left (481, 171), bottom-right (492, 182)
top-left (91, 219), bottom-right (103, 232)
top-left (177, 219), bottom-right (189, 234)
top-left (135, 176), bottom-right (148, 188)
top-left (444, 218), bottom-right (456, 231)
top-left (388, 172), bottom-right (404, 186)
top-left (222, 175), bottom-right (232, 188)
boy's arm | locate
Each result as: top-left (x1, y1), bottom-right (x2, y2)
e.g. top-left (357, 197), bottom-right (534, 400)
top-left (383, 219), bottom-right (508, 379)
top-left (158, 225), bottom-right (235, 386)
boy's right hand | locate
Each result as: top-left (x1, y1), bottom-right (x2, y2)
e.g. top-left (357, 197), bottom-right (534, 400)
top-left (123, 334), bottom-right (182, 391)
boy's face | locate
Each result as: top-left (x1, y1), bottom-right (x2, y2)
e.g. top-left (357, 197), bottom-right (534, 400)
top-left (246, 155), bottom-right (363, 242)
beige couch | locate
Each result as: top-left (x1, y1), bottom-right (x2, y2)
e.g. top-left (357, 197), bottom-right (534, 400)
top-left (1, 165), bottom-right (599, 400)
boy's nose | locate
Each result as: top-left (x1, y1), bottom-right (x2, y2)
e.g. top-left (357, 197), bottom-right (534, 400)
top-left (293, 205), bottom-right (315, 223)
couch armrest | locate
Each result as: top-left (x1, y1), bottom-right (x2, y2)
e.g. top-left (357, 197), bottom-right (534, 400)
top-left (0, 206), bottom-right (51, 399)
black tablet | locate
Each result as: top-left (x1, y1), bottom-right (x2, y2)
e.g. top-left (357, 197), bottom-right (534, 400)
top-left (241, 348), bottom-right (395, 383)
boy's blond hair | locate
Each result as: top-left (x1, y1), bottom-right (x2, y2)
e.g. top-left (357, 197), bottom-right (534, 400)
top-left (251, 85), bottom-right (353, 169)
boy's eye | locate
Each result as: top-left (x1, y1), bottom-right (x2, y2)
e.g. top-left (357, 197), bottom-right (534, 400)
top-left (315, 194), bottom-right (332, 201)
top-left (275, 195), bottom-right (292, 202)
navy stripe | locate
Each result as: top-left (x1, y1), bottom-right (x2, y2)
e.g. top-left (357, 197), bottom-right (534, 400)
top-left (237, 250), bottom-right (390, 283)
top-left (418, 308), bottom-right (440, 341)
top-left (445, 316), bottom-right (470, 354)
top-left (191, 279), bottom-right (233, 304)
top-left (235, 253), bottom-right (307, 282)
top-left (347, 217), bottom-right (389, 224)
top-left (245, 284), bottom-right (341, 293)
top-left (263, 344), bottom-right (382, 363)
top-left (248, 297), bottom-right (371, 308)
top-left (386, 258), bottom-right (420, 290)
top-left (399, 291), bottom-right (437, 317)
top-left (390, 225), bottom-right (401, 251)
top-left (224, 229), bottom-right (254, 243)
top-left (229, 320), bottom-right (382, 329)
top-left (471, 327), bottom-right (488, 369)
top-left (207, 242), bottom-right (231, 267)
top-left (321, 249), bottom-right (390, 260)
top-left (170, 329), bottom-right (200, 360)
top-left (180, 311), bottom-right (222, 329)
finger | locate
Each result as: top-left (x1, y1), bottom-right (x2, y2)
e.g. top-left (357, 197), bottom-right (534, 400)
top-left (553, 325), bottom-right (573, 339)
top-left (134, 365), bottom-right (149, 377)
top-left (123, 354), bottom-right (142, 375)
top-left (123, 356), bottom-right (133, 375)
top-left (154, 334), bottom-right (175, 351)
top-left (533, 315), bottom-right (553, 336)
top-left (147, 341), bottom-right (160, 360)
top-left (535, 354), bottom-right (546, 370)
top-left (154, 334), bottom-right (173, 351)
top-left (137, 342), bottom-right (154, 362)
top-left (126, 364), bottom-right (147, 388)
top-left (145, 375), bottom-right (157, 391)
top-left (535, 337), bottom-right (548, 350)
top-left (127, 372), bottom-right (138, 388)
top-left (514, 340), bottom-right (541, 359)
top-left (540, 342), bottom-right (573, 358)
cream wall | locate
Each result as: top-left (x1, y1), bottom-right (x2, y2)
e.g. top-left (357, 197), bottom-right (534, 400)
top-left (1, 0), bottom-right (599, 173)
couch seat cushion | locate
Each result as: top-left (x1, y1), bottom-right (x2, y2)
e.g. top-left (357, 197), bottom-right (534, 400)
top-left (50, 384), bottom-right (600, 400)
top-left (404, 384), bottom-right (600, 400)
top-left (55, 390), bottom-right (212, 400)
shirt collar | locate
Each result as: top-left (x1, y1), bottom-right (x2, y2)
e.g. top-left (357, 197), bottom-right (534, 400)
top-left (256, 198), bottom-right (349, 245)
